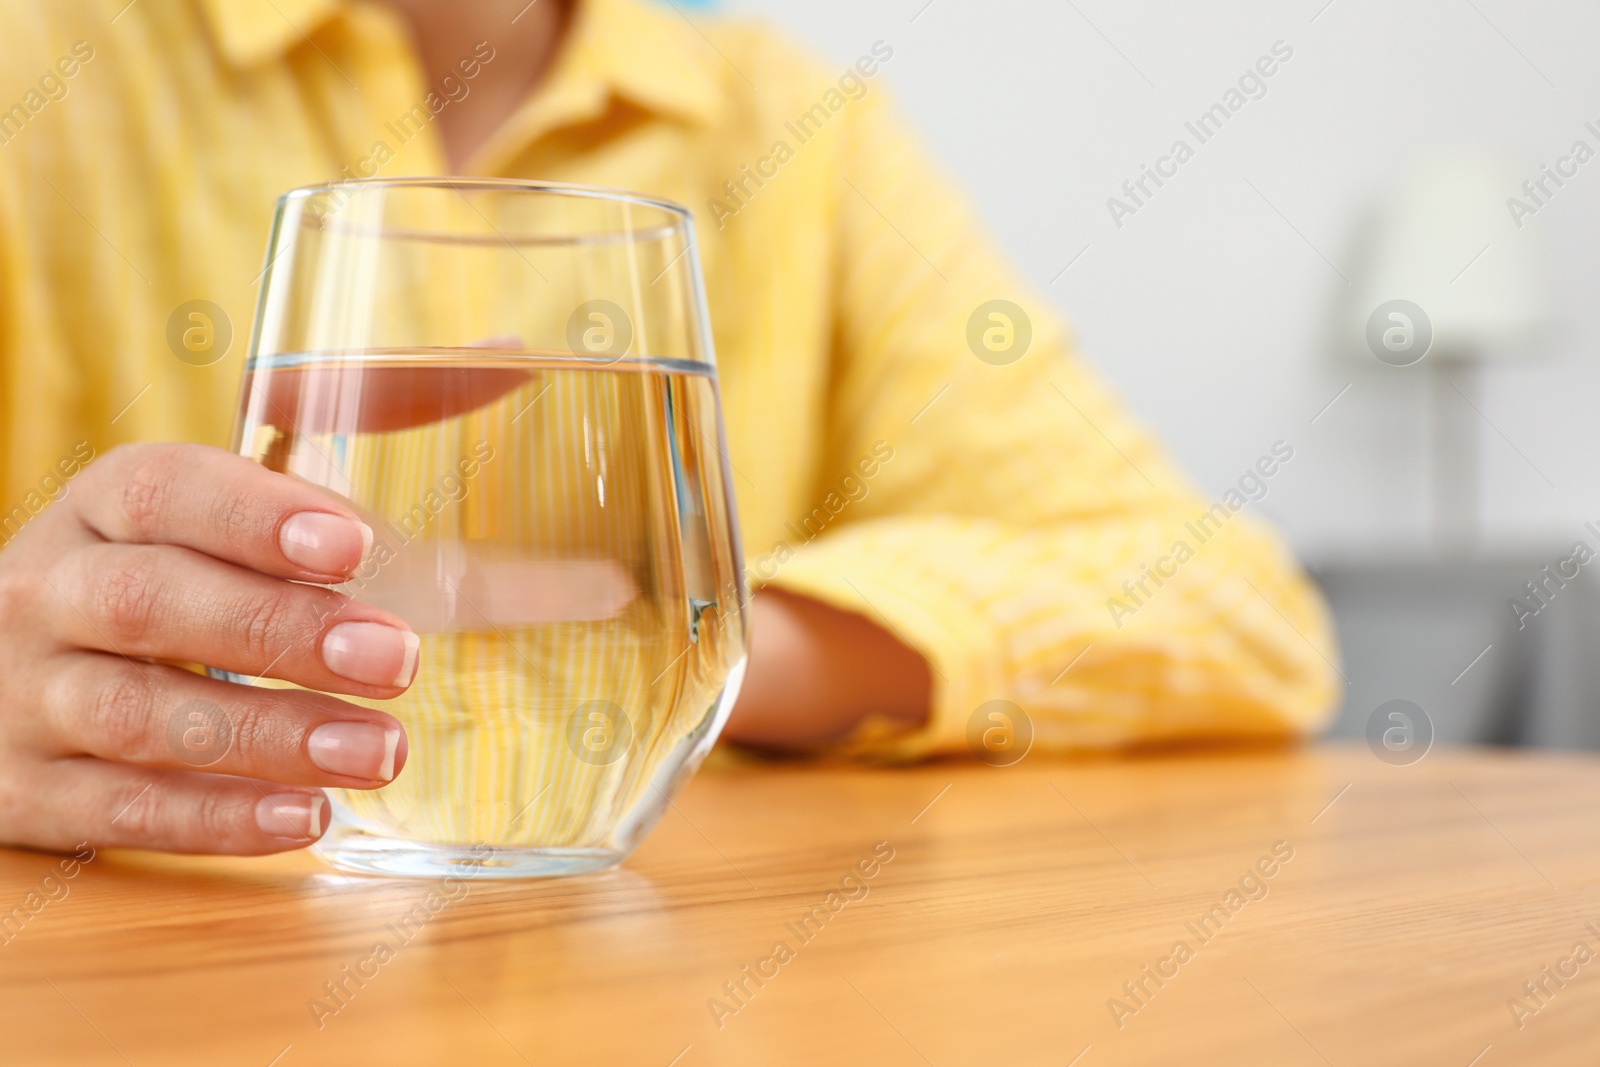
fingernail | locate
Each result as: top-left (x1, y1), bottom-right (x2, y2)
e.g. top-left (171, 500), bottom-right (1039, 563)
top-left (255, 792), bottom-right (327, 840)
top-left (280, 512), bottom-right (373, 576)
top-left (322, 622), bottom-right (420, 688)
top-left (307, 722), bottom-right (404, 781)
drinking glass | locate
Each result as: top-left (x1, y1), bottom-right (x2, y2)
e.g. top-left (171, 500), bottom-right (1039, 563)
top-left (222, 178), bottom-right (748, 877)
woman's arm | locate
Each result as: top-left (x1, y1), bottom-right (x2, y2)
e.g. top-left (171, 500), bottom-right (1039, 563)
top-left (723, 589), bottom-right (931, 750)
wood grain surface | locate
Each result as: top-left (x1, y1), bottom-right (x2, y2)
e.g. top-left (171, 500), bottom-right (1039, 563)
top-left (1, 743), bottom-right (1598, 1065)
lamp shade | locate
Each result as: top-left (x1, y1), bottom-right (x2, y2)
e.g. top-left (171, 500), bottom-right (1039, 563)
top-left (1346, 154), bottom-right (1553, 364)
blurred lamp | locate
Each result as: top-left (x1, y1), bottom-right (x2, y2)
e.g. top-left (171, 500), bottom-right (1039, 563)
top-left (1345, 154), bottom-right (1554, 550)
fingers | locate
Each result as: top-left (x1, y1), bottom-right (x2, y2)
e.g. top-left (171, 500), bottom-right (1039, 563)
top-left (74, 442), bottom-right (373, 583)
top-left (247, 361), bottom-right (536, 434)
top-left (30, 757), bottom-right (332, 855)
top-left (37, 657), bottom-right (407, 788)
top-left (47, 542), bottom-right (419, 696)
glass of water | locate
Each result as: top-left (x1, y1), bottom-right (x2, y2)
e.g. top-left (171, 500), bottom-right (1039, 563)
top-left (224, 178), bottom-right (748, 877)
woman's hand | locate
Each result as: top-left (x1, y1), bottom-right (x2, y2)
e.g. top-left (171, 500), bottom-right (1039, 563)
top-left (724, 588), bottom-right (931, 751)
top-left (0, 443), bottom-right (417, 855)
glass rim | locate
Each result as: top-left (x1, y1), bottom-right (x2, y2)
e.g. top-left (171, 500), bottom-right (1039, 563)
top-left (276, 176), bottom-right (693, 221)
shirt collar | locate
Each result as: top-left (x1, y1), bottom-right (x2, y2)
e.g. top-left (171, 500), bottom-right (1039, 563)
top-left (197, 0), bottom-right (341, 69)
top-left (567, 0), bottom-right (724, 128)
top-left (197, 0), bottom-right (724, 129)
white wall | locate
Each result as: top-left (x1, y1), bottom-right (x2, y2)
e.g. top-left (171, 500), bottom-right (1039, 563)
top-left (715, 0), bottom-right (1600, 563)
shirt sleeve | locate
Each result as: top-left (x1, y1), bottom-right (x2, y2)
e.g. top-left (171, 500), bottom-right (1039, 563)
top-left (759, 83), bottom-right (1341, 760)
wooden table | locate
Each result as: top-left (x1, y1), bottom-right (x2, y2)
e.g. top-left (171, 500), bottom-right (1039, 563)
top-left (2, 743), bottom-right (1598, 1065)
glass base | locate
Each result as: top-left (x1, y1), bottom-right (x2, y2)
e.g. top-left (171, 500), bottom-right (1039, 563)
top-left (314, 819), bottom-right (627, 879)
top-left (298, 657), bottom-right (748, 880)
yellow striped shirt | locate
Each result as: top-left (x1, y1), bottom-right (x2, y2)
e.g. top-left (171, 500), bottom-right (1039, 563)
top-left (0, 0), bottom-right (1339, 785)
